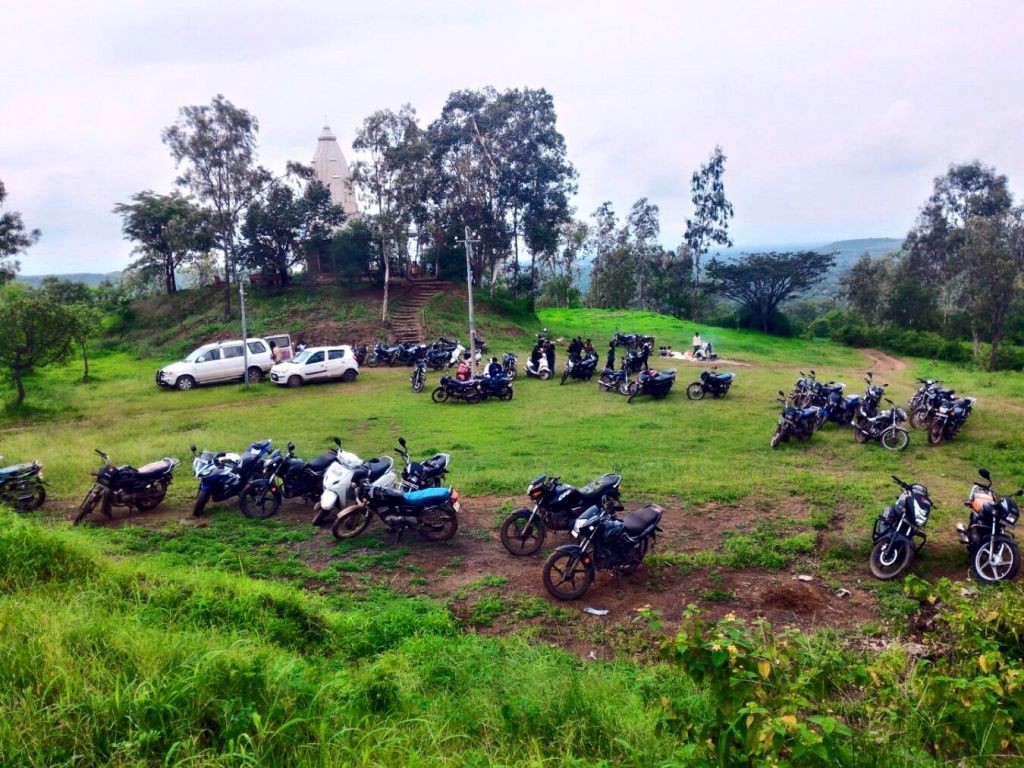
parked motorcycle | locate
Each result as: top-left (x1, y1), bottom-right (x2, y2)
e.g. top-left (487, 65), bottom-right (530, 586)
top-left (815, 383), bottom-right (861, 427)
top-left (525, 355), bottom-right (552, 380)
top-left (500, 472), bottom-right (623, 555)
top-left (853, 397), bottom-right (909, 451)
top-left (473, 335), bottom-right (488, 354)
top-left (424, 347), bottom-right (452, 371)
top-left (621, 346), bottom-right (651, 375)
top-left (857, 372), bottom-right (887, 419)
top-left (927, 396), bottom-right (976, 445)
top-left (909, 379), bottom-right (953, 427)
top-left (366, 341), bottom-right (402, 367)
top-left (332, 480), bottom-right (460, 541)
top-left (352, 344), bottom-right (368, 366)
top-left (956, 468), bottom-right (1021, 582)
top-left (597, 366), bottom-right (633, 395)
top-left (502, 351), bottom-right (518, 380)
top-left (314, 438), bottom-right (397, 526)
top-left (686, 369), bottom-right (735, 400)
top-left (0, 455), bottom-right (46, 511)
top-left (560, 352), bottom-right (599, 384)
top-left (431, 375), bottom-right (483, 404)
top-left (239, 440), bottom-right (337, 519)
top-left (410, 360), bottom-right (427, 393)
top-left (74, 450), bottom-right (180, 524)
top-left (790, 370), bottom-right (818, 407)
top-left (542, 502), bottom-right (663, 600)
top-left (394, 437), bottom-right (450, 490)
top-left (476, 374), bottom-right (514, 401)
top-left (869, 476), bottom-right (934, 579)
top-left (627, 368), bottom-right (676, 403)
top-left (190, 439), bottom-right (273, 517)
top-left (770, 391), bottom-right (820, 448)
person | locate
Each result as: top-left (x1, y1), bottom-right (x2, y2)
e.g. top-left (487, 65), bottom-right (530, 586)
top-left (545, 340), bottom-right (555, 375)
top-left (692, 332), bottom-right (702, 355)
top-left (606, 341), bottom-right (616, 370)
top-left (567, 336), bottom-right (582, 361)
top-left (703, 340), bottom-right (715, 359)
top-left (583, 339), bottom-right (595, 357)
top-left (456, 352), bottom-right (472, 381)
top-left (269, 341), bottom-right (279, 363)
top-left (639, 341), bottom-right (652, 370)
top-left (530, 341), bottom-right (544, 367)
top-left (487, 356), bottom-right (503, 378)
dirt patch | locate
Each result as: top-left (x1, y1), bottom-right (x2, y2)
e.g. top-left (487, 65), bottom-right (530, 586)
top-left (860, 348), bottom-right (909, 376)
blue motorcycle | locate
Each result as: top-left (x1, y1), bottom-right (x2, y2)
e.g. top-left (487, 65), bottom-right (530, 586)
top-left (331, 479), bottom-right (460, 542)
top-left (190, 439), bottom-right (272, 517)
top-left (815, 383), bottom-right (861, 427)
top-left (770, 391), bottom-right (821, 448)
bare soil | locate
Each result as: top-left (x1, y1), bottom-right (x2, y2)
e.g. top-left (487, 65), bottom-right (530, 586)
top-left (860, 348), bottom-right (909, 376)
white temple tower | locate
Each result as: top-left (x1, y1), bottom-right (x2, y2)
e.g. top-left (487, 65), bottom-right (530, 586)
top-left (312, 124), bottom-right (358, 218)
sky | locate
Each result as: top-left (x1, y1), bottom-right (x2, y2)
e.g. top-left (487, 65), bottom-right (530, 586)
top-left (2, 0), bottom-right (1023, 275)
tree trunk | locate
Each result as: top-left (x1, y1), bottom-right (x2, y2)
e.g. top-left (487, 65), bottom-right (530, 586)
top-left (971, 326), bottom-right (981, 361)
top-left (222, 234), bottom-right (234, 320)
top-left (13, 369), bottom-right (25, 406)
top-left (761, 307), bottom-right (770, 333)
top-left (81, 340), bottom-right (90, 382)
top-left (989, 331), bottom-right (1003, 370)
top-left (512, 207), bottom-right (520, 302)
top-left (691, 254), bottom-right (702, 321)
top-left (381, 238), bottom-right (390, 322)
top-left (530, 252), bottom-right (537, 309)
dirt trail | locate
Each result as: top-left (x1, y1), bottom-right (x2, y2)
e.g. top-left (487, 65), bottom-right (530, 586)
top-left (859, 348), bottom-right (909, 376)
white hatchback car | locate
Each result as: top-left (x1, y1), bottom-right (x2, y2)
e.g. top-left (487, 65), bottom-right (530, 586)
top-left (156, 338), bottom-right (275, 391)
top-left (270, 346), bottom-right (359, 387)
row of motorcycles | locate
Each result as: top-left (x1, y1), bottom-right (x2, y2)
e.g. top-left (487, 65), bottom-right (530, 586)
top-left (368, 335), bottom-right (487, 369)
top-left (416, 352), bottom-right (517, 403)
top-left (869, 468), bottom-right (1020, 583)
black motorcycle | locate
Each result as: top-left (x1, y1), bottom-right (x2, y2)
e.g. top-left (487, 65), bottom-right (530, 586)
top-left (499, 472), bottom-right (623, 555)
top-left (331, 480), bottom-right (460, 542)
top-left (627, 368), bottom-right (676, 403)
top-left (927, 396), bottom-right (976, 445)
top-left (424, 347), bottom-right (452, 371)
top-left (74, 450), bottom-right (180, 524)
top-left (542, 502), bottom-right (663, 600)
top-left (502, 352), bottom-right (518, 380)
top-left (0, 454), bottom-right (46, 511)
top-left (790, 370), bottom-right (818, 407)
top-left (475, 374), bottom-right (514, 401)
top-left (957, 468), bottom-right (1021, 582)
top-left (613, 332), bottom-right (655, 349)
top-left (431, 375), bottom-right (482, 404)
top-left (352, 344), bottom-right (368, 366)
top-left (857, 372), bottom-right (887, 419)
top-left (239, 441), bottom-right (337, 519)
top-left (190, 439), bottom-right (273, 517)
top-left (560, 352), bottom-right (599, 385)
top-left (366, 341), bottom-right (401, 367)
top-left (597, 366), bottom-right (633, 395)
top-left (394, 437), bottom-right (450, 490)
top-left (908, 379), bottom-right (953, 427)
top-left (474, 335), bottom-right (488, 354)
top-left (770, 391), bottom-right (820, 448)
top-left (869, 476), bottom-right (934, 579)
top-left (815, 383), bottom-right (861, 428)
top-left (686, 369), bottom-right (735, 400)
top-left (410, 360), bottom-right (427, 393)
top-left (621, 346), bottom-right (652, 375)
top-left (853, 397), bottom-right (909, 451)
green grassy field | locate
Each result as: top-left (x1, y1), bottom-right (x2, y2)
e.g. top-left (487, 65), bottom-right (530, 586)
top-left (1, 299), bottom-right (1024, 765)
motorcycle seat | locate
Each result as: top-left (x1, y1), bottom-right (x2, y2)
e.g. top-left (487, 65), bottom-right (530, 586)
top-left (623, 504), bottom-right (663, 535)
top-left (403, 487), bottom-right (451, 507)
top-left (800, 407), bottom-right (819, 418)
top-left (0, 462), bottom-right (35, 476)
top-left (577, 473), bottom-right (622, 502)
top-left (137, 459), bottom-right (174, 476)
top-left (713, 372), bottom-right (734, 382)
top-left (365, 458), bottom-right (393, 482)
top-left (307, 452), bottom-right (336, 472)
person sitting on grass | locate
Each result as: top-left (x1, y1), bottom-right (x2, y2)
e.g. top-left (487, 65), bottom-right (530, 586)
top-left (456, 352), bottom-right (472, 381)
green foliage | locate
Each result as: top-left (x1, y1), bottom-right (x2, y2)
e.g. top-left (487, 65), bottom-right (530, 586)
top-left (0, 284), bottom-right (77, 404)
top-left (0, 177), bottom-right (40, 284)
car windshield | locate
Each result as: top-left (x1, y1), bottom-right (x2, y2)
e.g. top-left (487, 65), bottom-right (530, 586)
top-left (184, 347), bottom-right (213, 363)
top-left (291, 350), bottom-right (313, 364)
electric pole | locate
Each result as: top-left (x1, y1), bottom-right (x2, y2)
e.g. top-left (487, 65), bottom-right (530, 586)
top-left (458, 226), bottom-right (482, 375)
top-left (239, 278), bottom-right (250, 388)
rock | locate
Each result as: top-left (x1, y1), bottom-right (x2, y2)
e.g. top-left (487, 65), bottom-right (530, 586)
top-left (835, 588), bottom-right (851, 598)
top-left (795, 574), bottom-right (814, 582)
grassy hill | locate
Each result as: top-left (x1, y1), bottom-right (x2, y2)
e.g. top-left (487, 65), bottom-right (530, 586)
top-left (1, 292), bottom-right (1023, 764)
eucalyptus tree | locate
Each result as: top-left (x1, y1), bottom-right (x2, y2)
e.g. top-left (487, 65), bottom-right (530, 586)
top-left (684, 146), bottom-right (734, 320)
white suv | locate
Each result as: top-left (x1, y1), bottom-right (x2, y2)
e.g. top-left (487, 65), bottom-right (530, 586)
top-left (156, 339), bottom-right (275, 390)
top-left (270, 346), bottom-right (359, 387)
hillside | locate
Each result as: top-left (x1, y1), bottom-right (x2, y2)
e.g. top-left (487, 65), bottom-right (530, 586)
top-left (17, 270), bottom-right (123, 287)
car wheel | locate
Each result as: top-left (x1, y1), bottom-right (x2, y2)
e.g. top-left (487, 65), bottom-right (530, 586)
top-left (287, 375), bottom-right (303, 388)
top-left (342, 369), bottom-right (357, 382)
top-left (176, 375), bottom-right (196, 391)
top-left (247, 367), bottom-right (264, 384)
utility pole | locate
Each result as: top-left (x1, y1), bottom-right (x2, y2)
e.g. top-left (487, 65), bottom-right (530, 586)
top-left (458, 226), bottom-right (482, 375)
top-left (239, 278), bottom-right (250, 388)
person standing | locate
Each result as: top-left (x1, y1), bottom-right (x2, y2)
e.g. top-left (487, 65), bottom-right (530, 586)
top-left (692, 331), bottom-right (702, 355)
top-left (605, 341), bottom-right (616, 370)
top-left (545, 340), bottom-right (555, 376)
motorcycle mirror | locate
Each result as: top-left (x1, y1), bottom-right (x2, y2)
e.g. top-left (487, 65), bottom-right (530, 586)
top-left (809, 369), bottom-right (816, 376)
top-left (398, 437), bottom-right (407, 447)
top-left (979, 468), bottom-right (991, 481)
top-left (778, 390), bottom-right (786, 397)
top-left (333, 436), bottom-right (341, 447)
top-left (189, 443), bottom-right (196, 453)
top-left (287, 441), bottom-right (295, 452)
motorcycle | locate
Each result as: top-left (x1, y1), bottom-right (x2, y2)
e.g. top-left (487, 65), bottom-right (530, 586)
top-left (857, 372), bottom-right (887, 419)
top-left (473, 335), bottom-right (488, 354)
top-left (790, 370), bottom-right (818, 407)
top-left (366, 341), bottom-right (402, 367)
top-left (621, 346), bottom-right (651, 375)
top-left (424, 347), bottom-right (452, 371)
top-left (0, 455), bottom-right (46, 511)
top-left (352, 344), bottom-right (368, 366)
top-left (410, 360), bottom-right (427, 393)
top-left (815, 383), bottom-right (861, 427)
top-left (394, 436), bottom-right (450, 490)
top-left (542, 502), bottom-right (663, 600)
top-left (686, 369), bottom-right (735, 400)
top-left (331, 479), bottom-right (460, 542)
top-left (239, 440), bottom-right (337, 519)
top-left (956, 468), bottom-right (1021, 582)
top-left (525, 355), bottom-right (552, 380)
top-left (314, 438), bottom-right (397, 526)
top-left (909, 385), bottom-right (955, 429)
top-left (502, 352), bottom-right (518, 380)
top-left (560, 352), bottom-right (599, 384)
top-left (869, 475), bottom-right (934, 579)
top-left (500, 472), bottom-right (623, 556)
top-left (74, 449), bottom-right (180, 524)
top-left (597, 366), bottom-right (633, 396)
top-left (853, 397), bottom-right (909, 451)
top-left (769, 391), bottom-right (821, 448)
top-left (927, 396), bottom-right (976, 445)
top-left (190, 439), bottom-right (273, 517)
top-left (475, 374), bottom-right (514, 401)
top-left (613, 331), bottom-right (655, 349)
top-left (431, 375), bottom-right (483, 404)
top-left (627, 368), bottom-right (676, 403)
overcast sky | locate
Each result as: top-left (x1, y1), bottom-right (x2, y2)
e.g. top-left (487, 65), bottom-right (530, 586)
top-left (2, 0), bottom-right (1022, 274)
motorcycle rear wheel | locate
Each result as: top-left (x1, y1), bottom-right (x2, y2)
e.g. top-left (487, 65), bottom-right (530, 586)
top-left (927, 423), bottom-right (945, 445)
top-left (419, 504), bottom-right (459, 541)
top-left (542, 550), bottom-right (594, 600)
top-left (430, 387), bottom-right (449, 403)
top-left (240, 480), bottom-right (282, 519)
top-left (539, 370), bottom-right (551, 381)
top-left (499, 509), bottom-right (546, 556)
top-left (366, 355), bottom-right (381, 368)
top-left (686, 382), bottom-right (705, 400)
top-left (73, 486), bottom-right (102, 525)
top-left (620, 380), bottom-right (637, 397)
top-left (5, 481), bottom-right (46, 511)
top-left (332, 504), bottom-right (372, 540)
top-left (869, 537), bottom-right (914, 580)
top-left (135, 480), bottom-right (168, 511)
top-left (880, 428), bottom-right (910, 452)
top-left (853, 428), bottom-right (869, 444)
top-left (971, 535), bottom-right (1020, 583)
top-left (909, 409), bottom-right (930, 429)
top-left (560, 370), bottom-right (570, 385)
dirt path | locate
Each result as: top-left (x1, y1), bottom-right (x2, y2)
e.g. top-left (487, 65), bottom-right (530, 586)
top-left (859, 348), bottom-right (909, 376)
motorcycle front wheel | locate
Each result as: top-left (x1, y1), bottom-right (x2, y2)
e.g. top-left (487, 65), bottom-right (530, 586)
top-left (418, 504), bottom-right (459, 541)
top-left (73, 486), bottom-right (102, 525)
top-left (192, 488), bottom-right (211, 517)
top-left (853, 428), bottom-right (870, 444)
top-left (686, 382), bottom-right (705, 400)
top-left (869, 537), bottom-right (914, 580)
top-left (909, 409), bottom-right (930, 429)
top-left (880, 427), bottom-right (910, 452)
top-left (769, 428), bottom-right (784, 449)
top-left (6, 481), bottom-right (46, 511)
top-left (411, 378), bottom-right (424, 393)
top-left (366, 355), bottom-right (381, 368)
top-left (927, 423), bottom-right (945, 445)
top-left (240, 480), bottom-right (282, 519)
top-left (430, 387), bottom-right (449, 403)
top-left (499, 509), bottom-right (546, 556)
top-left (971, 535), bottom-right (1020, 583)
top-left (542, 550), bottom-right (594, 600)
top-left (332, 504), bottom-right (372, 540)
top-left (135, 479), bottom-right (168, 511)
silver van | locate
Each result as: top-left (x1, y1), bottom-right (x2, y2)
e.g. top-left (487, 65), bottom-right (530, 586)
top-left (156, 336), bottom-right (289, 390)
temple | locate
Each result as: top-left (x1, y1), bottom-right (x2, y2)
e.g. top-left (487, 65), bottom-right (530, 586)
top-left (311, 124), bottom-right (358, 218)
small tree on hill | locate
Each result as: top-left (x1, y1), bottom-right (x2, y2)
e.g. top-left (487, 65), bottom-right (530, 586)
top-left (0, 286), bottom-right (76, 405)
top-left (705, 251), bottom-right (836, 333)
top-left (0, 179), bottom-right (40, 285)
top-left (684, 146), bottom-right (734, 321)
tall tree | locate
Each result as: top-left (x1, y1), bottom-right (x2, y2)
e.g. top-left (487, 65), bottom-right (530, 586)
top-left (705, 251), bottom-right (835, 333)
top-left (838, 252), bottom-right (895, 326)
top-left (113, 191), bottom-right (214, 294)
top-left (587, 203), bottom-right (637, 309)
top-left (626, 197), bottom-right (662, 310)
top-left (162, 95), bottom-right (270, 318)
top-left (0, 286), bottom-right (76, 405)
top-left (684, 146), bottom-right (734, 320)
top-left (0, 179), bottom-right (40, 285)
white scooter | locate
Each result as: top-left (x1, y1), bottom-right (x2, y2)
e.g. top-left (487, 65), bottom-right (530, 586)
top-left (313, 438), bottom-right (397, 526)
top-left (448, 343), bottom-right (482, 367)
top-left (525, 355), bottom-right (552, 380)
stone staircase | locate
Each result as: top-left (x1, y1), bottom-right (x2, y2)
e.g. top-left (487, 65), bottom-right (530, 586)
top-left (391, 278), bottom-right (447, 343)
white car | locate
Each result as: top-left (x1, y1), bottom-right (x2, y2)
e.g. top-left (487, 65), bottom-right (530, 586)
top-left (156, 338), bottom-right (276, 391)
top-left (270, 346), bottom-right (359, 387)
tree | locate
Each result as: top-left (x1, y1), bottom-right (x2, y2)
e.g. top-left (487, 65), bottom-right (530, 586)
top-left (0, 286), bottom-right (76, 405)
top-left (0, 179), bottom-right (40, 285)
top-left (838, 252), bottom-right (894, 326)
top-left (324, 218), bottom-right (377, 278)
top-left (113, 191), bottom-right (214, 294)
top-left (684, 146), bottom-right (734, 320)
top-left (39, 277), bottom-right (92, 305)
top-left (626, 197), bottom-right (662, 310)
top-left (162, 95), bottom-right (271, 318)
top-left (705, 251), bottom-right (836, 333)
top-left (68, 302), bottom-right (103, 382)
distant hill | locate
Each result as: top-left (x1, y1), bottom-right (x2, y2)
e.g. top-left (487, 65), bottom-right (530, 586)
top-left (17, 271), bottom-right (123, 288)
